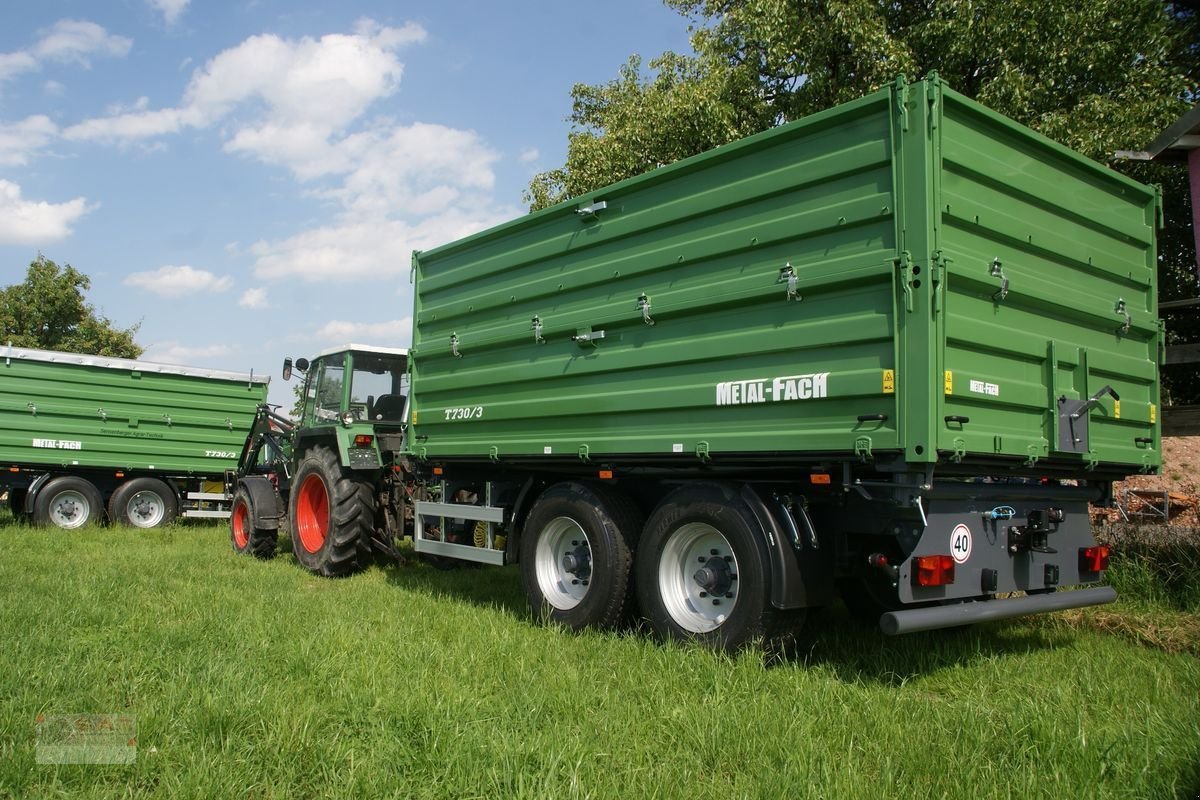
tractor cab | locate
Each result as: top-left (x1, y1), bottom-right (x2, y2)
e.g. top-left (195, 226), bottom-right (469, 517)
top-left (287, 344), bottom-right (410, 430)
top-left (281, 343), bottom-right (411, 468)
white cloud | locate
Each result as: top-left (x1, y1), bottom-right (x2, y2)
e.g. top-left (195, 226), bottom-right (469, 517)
top-left (238, 287), bottom-right (269, 309)
top-left (59, 18), bottom-right (510, 284)
top-left (65, 20), bottom-right (426, 150)
top-left (123, 265), bottom-right (234, 297)
top-left (0, 180), bottom-right (92, 245)
top-left (519, 147), bottom-right (539, 163)
top-left (0, 52), bottom-right (38, 82)
top-left (64, 106), bottom-right (197, 142)
top-left (316, 317), bottom-right (413, 344)
top-left (148, 0), bottom-right (190, 26)
top-left (0, 19), bottom-right (130, 84)
top-left (142, 341), bottom-right (234, 364)
top-left (43, 79), bottom-right (65, 95)
top-left (0, 116), bottom-right (59, 166)
top-left (250, 204), bottom-right (512, 283)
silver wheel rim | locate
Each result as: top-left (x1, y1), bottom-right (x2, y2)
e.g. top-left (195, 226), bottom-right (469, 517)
top-left (48, 490), bottom-right (91, 529)
top-left (125, 490), bottom-right (166, 528)
top-left (658, 522), bottom-right (739, 633)
top-left (534, 516), bottom-right (592, 610)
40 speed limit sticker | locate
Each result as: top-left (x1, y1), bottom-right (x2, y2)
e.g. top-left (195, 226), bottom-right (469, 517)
top-left (950, 524), bottom-right (973, 564)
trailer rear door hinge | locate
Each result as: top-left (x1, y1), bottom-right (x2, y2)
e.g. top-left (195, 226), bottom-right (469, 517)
top-left (577, 444), bottom-right (590, 462)
top-left (951, 436), bottom-right (966, 463)
top-left (531, 316), bottom-right (545, 344)
top-left (777, 263), bottom-right (800, 302)
top-left (571, 328), bottom-right (605, 347)
top-left (695, 441), bottom-right (710, 462)
top-left (895, 75), bottom-right (910, 132)
top-left (450, 333), bottom-right (462, 359)
top-left (489, 446), bottom-right (500, 463)
top-left (931, 251), bottom-right (947, 314)
top-left (1024, 444), bottom-right (1041, 467)
top-left (575, 200), bottom-right (607, 220)
top-left (636, 294), bottom-right (655, 325)
top-left (854, 436), bottom-right (873, 461)
top-left (1114, 298), bottom-right (1131, 335)
top-left (989, 258), bottom-right (1008, 302)
top-left (896, 252), bottom-right (914, 312)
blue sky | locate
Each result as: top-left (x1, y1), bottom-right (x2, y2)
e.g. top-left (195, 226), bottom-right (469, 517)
top-left (0, 1), bottom-right (693, 407)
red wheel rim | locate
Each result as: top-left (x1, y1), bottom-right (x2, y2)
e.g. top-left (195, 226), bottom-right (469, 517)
top-left (232, 499), bottom-right (250, 548)
top-left (296, 474), bottom-right (329, 553)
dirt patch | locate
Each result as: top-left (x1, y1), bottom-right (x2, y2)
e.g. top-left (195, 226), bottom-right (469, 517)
top-left (1092, 436), bottom-right (1200, 527)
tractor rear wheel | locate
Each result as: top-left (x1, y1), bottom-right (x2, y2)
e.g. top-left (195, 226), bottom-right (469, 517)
top-left (288, 445), bottom-right (374, 577)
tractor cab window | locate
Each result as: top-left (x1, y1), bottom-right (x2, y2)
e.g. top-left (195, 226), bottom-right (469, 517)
top-left (311, 361), bottom-right (345, 423)
top-left (349, 354), bottom-right (408, 422)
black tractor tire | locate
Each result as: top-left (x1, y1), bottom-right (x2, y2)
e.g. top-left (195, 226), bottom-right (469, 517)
top-left (636, 482), bottom-right (800, 653)
top-left (108, 478), bottom-right (179, 528)
top-left (519, 482), bottom-right (642, 631)
top-left (230, 487), bottom-right (278, 559)
top-left (32, 476), bottom-right (104, 530)
top-left (288, 445), bottom-right (374, 577)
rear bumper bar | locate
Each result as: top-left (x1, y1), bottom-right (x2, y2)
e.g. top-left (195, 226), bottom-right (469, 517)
top-left (880, 586), bottom-right (1117, 635)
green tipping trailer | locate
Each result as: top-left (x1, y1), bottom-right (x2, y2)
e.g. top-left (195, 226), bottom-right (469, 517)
top-left (234, 76), bottom-right (1161, 649)
top-left (2, 345), bottom-right (270, 528)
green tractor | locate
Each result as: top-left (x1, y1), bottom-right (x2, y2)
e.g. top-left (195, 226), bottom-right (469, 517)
top-left (228, 344), bottom-right (413, 575)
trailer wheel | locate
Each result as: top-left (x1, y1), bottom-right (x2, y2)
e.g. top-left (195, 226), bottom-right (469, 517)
top-left (637, 483), bottom-right (785, 652)
top-left (519, 482), bottom-right (641, 630)
top-left (230, 487), bottom-right (277, 559)
top-left (288, 445), bottom-right (373, 577)
top-left (108, 478), bottom-right (178, 528)
top-left (32, 476), bottom-right (103, 530)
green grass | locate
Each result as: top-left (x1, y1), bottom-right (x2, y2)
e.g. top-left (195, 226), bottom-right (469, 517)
top-left (1, 517), bottom-right (1198, 799)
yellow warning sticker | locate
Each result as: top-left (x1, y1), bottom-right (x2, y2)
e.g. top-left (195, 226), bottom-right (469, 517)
top-left (1150, 404), bottom-right (1156, 424)
top-left (883, 369), bottom-right (895, 394)
top-left (1114, 400), bottom-right (1121, 419)
top-left (944, 370), bottom-right (953, 395)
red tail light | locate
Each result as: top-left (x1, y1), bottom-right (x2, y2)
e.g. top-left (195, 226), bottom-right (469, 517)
top-left (913, 555), bottom-right (956, 587)
top-left (1079, 545), bottom-right (1111, 573)
top-left (353, 434), bottom-right (374, 447)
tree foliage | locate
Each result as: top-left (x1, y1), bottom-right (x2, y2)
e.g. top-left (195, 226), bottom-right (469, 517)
top-left (0, 255), bottom-right (142, 358)
top-left (529, 0), bottom-right (1200, 401)
top-left (531, 1), bottom-right (1198, 208)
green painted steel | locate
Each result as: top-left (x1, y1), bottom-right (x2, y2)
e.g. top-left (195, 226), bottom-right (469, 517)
top-left (410, 76), bottom-right (1160, 475)
top-left (0, 346), bottom-right (270, 475)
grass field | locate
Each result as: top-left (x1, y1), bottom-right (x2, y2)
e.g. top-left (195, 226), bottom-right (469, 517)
top-left (0, 516), bottom-right (1197, 799)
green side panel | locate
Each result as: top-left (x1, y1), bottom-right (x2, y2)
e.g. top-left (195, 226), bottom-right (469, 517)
top-left (0, 348), bottom-right (270, 474)
top-left (934, 86), bottom-right (1161, 473)
top-left (412, 88), bottom-right (902, 460)
top-left (409, 76), bottom-right (1160, 474)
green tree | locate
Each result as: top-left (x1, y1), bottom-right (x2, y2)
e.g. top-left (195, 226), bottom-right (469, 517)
top-left (529, 0), bottom-right (1200, 401)
top-left (0, 255), bottom-right (142, 358)
top-left (530, 1), bottom-right (1198, 208)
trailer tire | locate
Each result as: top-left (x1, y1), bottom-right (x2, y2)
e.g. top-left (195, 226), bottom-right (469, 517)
top-left (288, 445), bottom-right (373, 577)
top-left (637, 483), bottom-right (792, 652)
top-left (33, 476), bottom-right (103, 530)
top-left (108, 478), bottom-right (178, 528)
top-left (230, 487), bottom-right (277, 559)
top-left (520, 482), bottom-right (641, 631)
